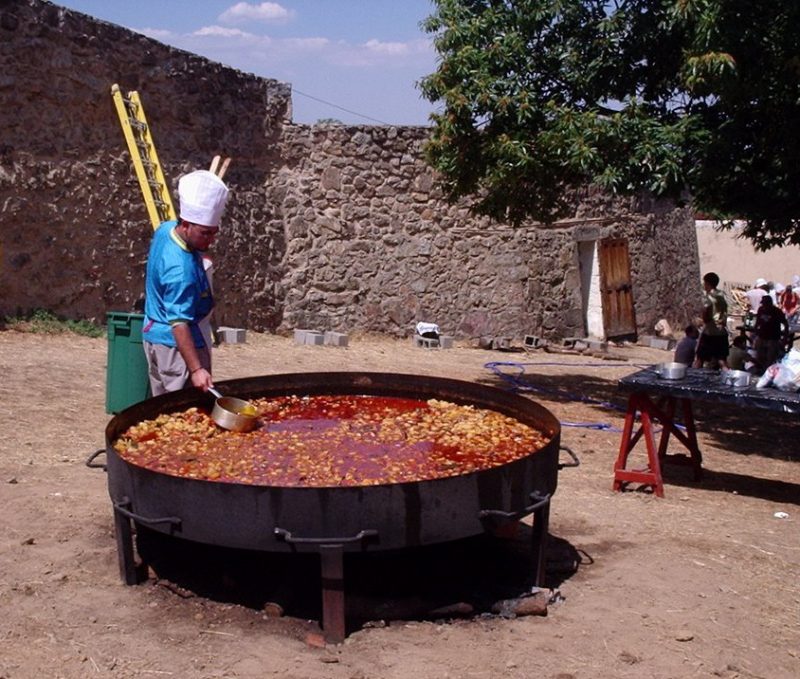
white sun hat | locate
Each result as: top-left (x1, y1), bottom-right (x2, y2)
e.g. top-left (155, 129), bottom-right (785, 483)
top-left (178, 170), bottom-right (229, 227)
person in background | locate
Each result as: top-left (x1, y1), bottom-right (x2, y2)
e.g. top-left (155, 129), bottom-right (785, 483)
top-left (779, 283), bottom-right (799, 323)
top-left (753, 295), bottom-right (789, 372)
top-left (727, 335), bottom-right (750, 372)
top-left (674, 324), bottom-right (699, 365)
top-left (768, 281), bottom-right (779, 305)
top-left (694, 272), bottom-right (729, 369)
top-left (744, 278), bottom-right (770, 314)
top-left (142, 170), bottom-right (229, 395)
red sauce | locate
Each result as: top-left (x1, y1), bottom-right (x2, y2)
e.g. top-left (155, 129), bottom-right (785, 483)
top-left (115, 395), bottom-right (549, 488)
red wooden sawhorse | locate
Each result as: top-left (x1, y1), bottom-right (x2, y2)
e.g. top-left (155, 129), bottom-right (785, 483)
top-left (613, 392), bottom-right (704, 497)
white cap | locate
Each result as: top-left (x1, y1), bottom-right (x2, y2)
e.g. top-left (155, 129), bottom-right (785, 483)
top-left (774, 282), bottom-right (785, 294)
top-left (178, 170), bottom-right (229, 227)
top-left (755, 277), bottom-right (768, 288)
top-left (792, 274), bottom-right (800, 287)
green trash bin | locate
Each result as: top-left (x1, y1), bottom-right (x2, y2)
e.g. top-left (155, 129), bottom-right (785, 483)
top-left (105, 311), bottom-right (151, 413)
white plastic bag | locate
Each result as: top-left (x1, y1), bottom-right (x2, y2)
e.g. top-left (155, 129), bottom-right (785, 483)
top-left (758, 348), bottom-right (800, 391)
top-left (774, 348), bottom-right (800, 392)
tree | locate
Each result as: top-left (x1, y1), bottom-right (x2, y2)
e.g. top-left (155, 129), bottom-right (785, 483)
top-left (418, 0), bottom-right (800, 249)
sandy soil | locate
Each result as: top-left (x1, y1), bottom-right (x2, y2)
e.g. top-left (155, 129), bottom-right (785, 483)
top-left (0, 330), bottom-right (798, 679)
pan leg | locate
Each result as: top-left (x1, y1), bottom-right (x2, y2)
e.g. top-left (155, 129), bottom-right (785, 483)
top-left (320, 544), bottom-right (346, 644)
top-left (530, 495), bottom-right (551, 587)
top-left (113, 506), bottom-right (139, 585)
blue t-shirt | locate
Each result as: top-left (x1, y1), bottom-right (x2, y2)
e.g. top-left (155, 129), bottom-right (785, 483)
top-left (143, 221), bottom-right (213, 348)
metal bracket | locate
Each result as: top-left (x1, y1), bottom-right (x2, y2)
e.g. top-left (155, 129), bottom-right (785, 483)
top-left (85, 448), bottom-right (107, 471)
top-left (478, 491), bottom-right (551, 523)
top-left (273, 527), bottom-right (378, 546)
top-left (558, 444), bottom-right (580, 469)
top-left (113, 498), bottom-right (182, 530)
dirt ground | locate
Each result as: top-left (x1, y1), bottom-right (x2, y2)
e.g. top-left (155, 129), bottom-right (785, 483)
top-left (0, 330), bottom-right (798, 679)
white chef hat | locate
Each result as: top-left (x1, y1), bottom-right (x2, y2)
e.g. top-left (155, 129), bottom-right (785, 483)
top-left (754, 277), bottom-right (768, 288)
top-left (178, 170), bottom-right (229, 227)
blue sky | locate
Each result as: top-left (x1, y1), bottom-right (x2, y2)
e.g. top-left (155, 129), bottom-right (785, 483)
top-left (56, 1), bottom-right (440, 125)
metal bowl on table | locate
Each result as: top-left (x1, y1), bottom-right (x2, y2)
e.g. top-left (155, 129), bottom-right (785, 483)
top-left (720, 369), bottom-right (751, 388)
top-left (656, 362), bottom-right (687, 380)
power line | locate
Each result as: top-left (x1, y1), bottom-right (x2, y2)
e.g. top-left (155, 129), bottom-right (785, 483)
top-left (291, 87), bottom-right (392, 126)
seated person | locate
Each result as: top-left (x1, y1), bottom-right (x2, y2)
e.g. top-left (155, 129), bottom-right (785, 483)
top-left (674, 324), bottom-right (699, 365)
top-left (727, 335), bottom-right (750, 371)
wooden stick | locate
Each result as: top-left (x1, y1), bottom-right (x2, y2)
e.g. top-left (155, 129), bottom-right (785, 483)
top-left (217, 157), bottom-right (231, 179)
top-left (209, 155), bottom-right (221, 174)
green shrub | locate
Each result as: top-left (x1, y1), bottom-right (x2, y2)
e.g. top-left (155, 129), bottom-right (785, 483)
top-left (4, 309), bottom-right (104, 338)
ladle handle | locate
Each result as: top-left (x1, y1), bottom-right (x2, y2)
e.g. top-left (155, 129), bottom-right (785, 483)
top-left (208, 386), bottom-right (223, 399)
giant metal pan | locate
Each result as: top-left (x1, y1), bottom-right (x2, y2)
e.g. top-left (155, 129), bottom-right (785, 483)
top-left (103, 372), bottom-right (562, 555)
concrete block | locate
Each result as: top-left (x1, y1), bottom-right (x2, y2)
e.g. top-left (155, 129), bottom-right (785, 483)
top-left (413, 334), bottom-right (439, 349)
top-left (293, 329), bottom-right (311, 345)
top-left (217, 326), bottom-right (246, 344)
top-left (649, 337), bottom-right (675, 351)
top-left (304, 331), bottom-right (325, 346)
top-left (439, 335), bottom-right (454, 349)
top-left (562, 337), bottom-right (578, 349)
top-left (524, 335), bottom-right (547, 349)
top-left (491, 337), bottom-right (511, 350)
top-left (324, 331), bottom-right (349, 347)
top-left (585, 339), bottom-right (608, 353)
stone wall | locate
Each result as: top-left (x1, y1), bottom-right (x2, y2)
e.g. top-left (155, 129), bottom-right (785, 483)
top-left (0, 0), bottom-right (290, 324)
top-left (0, 0), bottom-right (701, 342)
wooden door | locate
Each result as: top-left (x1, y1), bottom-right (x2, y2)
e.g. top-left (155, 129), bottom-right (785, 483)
top-left (599, 237), bottom-right (637, 339)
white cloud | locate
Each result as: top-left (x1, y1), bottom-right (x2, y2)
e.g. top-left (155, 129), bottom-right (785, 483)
top-left (364, 39), bottom-right (410, 56)
top-left (219, 2), bottom-right (294, 25)
top-left (138, 27), bottom-right (174, 41)
top-left (194, 25), bottom-right (256, 39)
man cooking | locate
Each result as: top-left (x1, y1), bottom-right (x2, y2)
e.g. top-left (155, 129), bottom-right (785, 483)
top-left (142, 169), bottom-right (229, 395)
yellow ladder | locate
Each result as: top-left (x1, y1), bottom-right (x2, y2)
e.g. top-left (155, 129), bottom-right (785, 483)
top-left (111, 84), bottom-right (176, 230)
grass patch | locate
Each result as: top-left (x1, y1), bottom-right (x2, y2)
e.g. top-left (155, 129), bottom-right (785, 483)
top-left (4, 309), bottom-right (104, 338)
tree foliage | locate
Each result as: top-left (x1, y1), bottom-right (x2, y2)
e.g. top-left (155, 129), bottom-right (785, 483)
top-left (419, 0), bottom-right (800, 249)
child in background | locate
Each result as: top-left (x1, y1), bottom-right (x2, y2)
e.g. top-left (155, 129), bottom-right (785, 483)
top-left (674, 324), bottom-right (700, 365)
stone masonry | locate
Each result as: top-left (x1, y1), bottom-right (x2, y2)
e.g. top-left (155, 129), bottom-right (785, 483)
top-left (0, 0), bottom-right (702, 341)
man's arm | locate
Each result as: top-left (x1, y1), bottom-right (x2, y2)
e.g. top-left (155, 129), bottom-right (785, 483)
top-left (172, 322), bottom-right (212, 391)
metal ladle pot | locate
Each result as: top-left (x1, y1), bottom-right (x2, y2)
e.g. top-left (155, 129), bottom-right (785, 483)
top-left (208, 387), bottom-right (258, 432)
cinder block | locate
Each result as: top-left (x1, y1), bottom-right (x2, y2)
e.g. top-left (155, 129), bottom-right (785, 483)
top-left (304, 331), bottom-right (325, 346)
top-left (586, 339), bottom-right (608, 353)
top-left (524, 335), bottom-right (547, 349)
top-left (413, 334), bottom-right (439, 349)
top-left (324, 331), bottom-right (349, 347)
top-left (439, 335), bottom-right (454, 349)
top-left (293, 329), bottom-right (310, 345)
top-left (491, 337), bottom-right (511, 350)
top-left (649, 337), bottom-right (675, 351)
top-left (217, 326), bottom-right (246, 344)
top-left (562, 337), bottom-right (578, 348)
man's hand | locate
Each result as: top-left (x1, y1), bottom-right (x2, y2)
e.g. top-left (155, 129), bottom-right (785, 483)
top-left (190, 367), bottom-right (213, 391)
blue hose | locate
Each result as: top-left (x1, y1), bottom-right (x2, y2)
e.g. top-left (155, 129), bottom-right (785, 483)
top-left (484, 360), bottom-right (654, 433)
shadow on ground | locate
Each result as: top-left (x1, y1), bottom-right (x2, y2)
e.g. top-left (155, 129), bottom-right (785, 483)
top-left (136, 525), bottom-right (582, 635)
